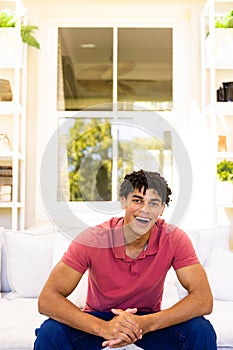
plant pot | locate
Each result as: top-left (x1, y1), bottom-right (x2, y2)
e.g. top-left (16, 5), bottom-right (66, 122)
top-left (0, 79), bottom-right (12, 101)
top-left (0, 28), bottom-right (22, 66)
top-left (206, 28), bottom-right (233, 67)
top-left (216, 180), bottom-right (233, 205)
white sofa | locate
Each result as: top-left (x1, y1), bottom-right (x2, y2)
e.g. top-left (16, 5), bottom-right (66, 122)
top-left (0, 225), bottom-right (233, 350)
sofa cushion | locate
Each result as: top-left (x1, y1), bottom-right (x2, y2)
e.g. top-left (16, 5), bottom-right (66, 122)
top-left (0, 298), bottom-right (46, 350)
top-left (176, 227), bottom-right (231, 300)
top-left (3, 231), bottom-right (60, 299)
top-left (195, 226), bottom-right (230, 264)
top-left (205, 248), bottom-right (233, 302)
top-left (206, 300), bottom-right (233, 348)
top-left (0, 295), bottom-right (141, 350)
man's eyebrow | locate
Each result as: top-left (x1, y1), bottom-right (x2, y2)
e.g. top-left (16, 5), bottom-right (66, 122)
top-left (149, 198), bottom-right (161, 203)
top-left (131, 195), bottom-right (143, 199)
top-left (131, 195), bottom-right (161, 202)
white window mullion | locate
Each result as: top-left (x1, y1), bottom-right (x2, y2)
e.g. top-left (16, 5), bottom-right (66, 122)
top-left (112, 26), bottom-right (118, 201)
top-left (111, 123), bottom-right (118, 201)
top-left (113, 26), bottom-right (118, 109)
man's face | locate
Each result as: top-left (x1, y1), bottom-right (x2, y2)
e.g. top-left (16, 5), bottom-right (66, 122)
top-left (121, 187), bottom-right (165, 240)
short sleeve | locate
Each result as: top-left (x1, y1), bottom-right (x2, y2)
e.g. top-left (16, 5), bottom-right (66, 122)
top-left (62, 240), bottom-right (90, 274)
top-left (171, 229), bottom-right (199, 270)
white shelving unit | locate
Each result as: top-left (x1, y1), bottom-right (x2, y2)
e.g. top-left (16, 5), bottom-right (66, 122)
top-left (201, 0), bottom-right (233, 234)
top-left (0, 0), bottom-right (27, 230)
top-left (201, 0), bottom-right (233, 159)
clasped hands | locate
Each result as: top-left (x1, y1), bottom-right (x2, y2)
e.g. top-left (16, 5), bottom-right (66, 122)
top-left (101, 308), bottom-right (143, 348)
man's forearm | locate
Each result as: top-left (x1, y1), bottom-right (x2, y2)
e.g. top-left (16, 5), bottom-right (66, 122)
top-left (140, 292), bottom-right (213, 334)
top-left (39, 292), bottom-right (106, 336)
top-left (39, 293), bottom-right (142, 343)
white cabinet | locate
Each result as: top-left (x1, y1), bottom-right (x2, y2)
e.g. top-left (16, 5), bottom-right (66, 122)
top-left (0, 0), bottom-right (27, 230)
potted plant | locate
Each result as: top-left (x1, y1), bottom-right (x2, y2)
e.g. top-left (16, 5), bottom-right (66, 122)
top-left (216, 159), bottom-right (233, 204)
top-left (0, 9), bottom-right (40, 65)
top-left (0, 9), bottom-right (40, 48)
top-left (215, 9), bottom-right (233, 28)
top-left (206, 9), bottom-right (233, 67)
top-left (217, 159), bottom-right (233, 181)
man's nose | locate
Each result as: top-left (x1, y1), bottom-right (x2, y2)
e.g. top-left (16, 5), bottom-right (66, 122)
top-left (140, 201), bottom-right (150, 212)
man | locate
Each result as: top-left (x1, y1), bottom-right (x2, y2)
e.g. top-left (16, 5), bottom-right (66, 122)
top-left (34, 169), bottom-right (217, 349)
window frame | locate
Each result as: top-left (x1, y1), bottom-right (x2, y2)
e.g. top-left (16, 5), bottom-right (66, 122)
top-left (39, 17), bottom-right (182, 228)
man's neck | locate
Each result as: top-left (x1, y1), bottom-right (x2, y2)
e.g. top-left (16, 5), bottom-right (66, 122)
top-left (124, 229), bottom-right (151, 259)
top-left (125, 237), bottom-right (149, 259)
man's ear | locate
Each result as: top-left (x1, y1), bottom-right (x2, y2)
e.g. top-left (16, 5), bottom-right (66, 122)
top-left (120, 196), bottom-right (127, 209)
top-left (160, 203), bottom-right (165, 216)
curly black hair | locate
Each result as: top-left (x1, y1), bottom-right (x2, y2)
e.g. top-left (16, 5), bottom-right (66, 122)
top-left (119, 169), bottom-right (172, 206)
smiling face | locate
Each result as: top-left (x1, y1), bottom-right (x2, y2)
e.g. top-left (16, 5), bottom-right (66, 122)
top-left (121, 187), bottom-right (165, 243)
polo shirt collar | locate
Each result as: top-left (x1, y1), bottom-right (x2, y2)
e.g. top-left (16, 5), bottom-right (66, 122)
top-left (112, 218), bottom-right (161, 260)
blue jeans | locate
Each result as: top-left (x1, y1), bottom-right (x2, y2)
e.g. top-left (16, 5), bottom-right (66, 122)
top-left (34, 311), bottom-right (217, 350)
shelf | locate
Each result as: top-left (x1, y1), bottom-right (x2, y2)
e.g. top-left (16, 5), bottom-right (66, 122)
top-left (202, 1), bottom-right (233, 216)
top-left (217, 152), bottom-right (233, 159)
top-left (0, 151), bottom-right (13, 159)
top-left (0, 0), bottom-right (27, 230)
top-left (0, 101), bottom-right (23, 115)
top-left (0, 64), bottom-right (23, 69)
top-left (0, 202), bottom-right (23, 208)
top-left (205, 102), bottom-right (233, 116)
top-left (216, 102), bottom-right (233, 116)
top-left (205, 64), bottom-right (233, 70)
top-left (0, 151), bottom-right (24, 160)
top-left (205, 29), bottom-right (233, 69)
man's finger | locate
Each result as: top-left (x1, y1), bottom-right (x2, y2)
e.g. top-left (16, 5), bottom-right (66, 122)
top-left (111, 308), bottom-right (123, 315)
top-left (125, 308), bottom-right (137, 314)
top-left (111, 307), bottom-right (137, 315)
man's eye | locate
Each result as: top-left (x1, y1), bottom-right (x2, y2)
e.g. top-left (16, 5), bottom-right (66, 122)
top-left (150, 202), bottom-right (159, 207)
top-left (133, 199), bottom-right (141, 203)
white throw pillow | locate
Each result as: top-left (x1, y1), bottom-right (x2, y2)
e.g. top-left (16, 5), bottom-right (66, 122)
top-left (3, 231), bottom-right (60, 299)
top-left (205, 248), bottom-right (233, 301)
top-left (196, 227), bottom-right (230, 264)
top-left (205, 247), bottom-right (233, 267)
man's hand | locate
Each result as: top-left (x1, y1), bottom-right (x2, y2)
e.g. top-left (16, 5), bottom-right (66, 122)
top-left (101, 308), bottom-right (142, 348)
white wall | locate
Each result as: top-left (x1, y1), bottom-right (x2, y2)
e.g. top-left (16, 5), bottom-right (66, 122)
top-left (23, 0), bottom-right (216, 233)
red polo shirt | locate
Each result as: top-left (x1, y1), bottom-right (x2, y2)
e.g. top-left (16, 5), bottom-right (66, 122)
top-left (62, 217), bottom-right (199, 313)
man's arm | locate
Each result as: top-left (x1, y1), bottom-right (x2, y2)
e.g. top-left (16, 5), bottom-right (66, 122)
top-left (103, 263), bottom-right (213, 348)
top-left (38, 261), bottom-right (142, 343)
top-left (137, 263), bottom-right (213, 334)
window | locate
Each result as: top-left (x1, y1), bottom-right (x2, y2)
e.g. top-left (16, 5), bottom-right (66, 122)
top-left (58, 115), bottom-right (173, 202)
top-left (56, 26), bottom-right (174, 203)
top-left (57, 27), bottom-right (172, 111)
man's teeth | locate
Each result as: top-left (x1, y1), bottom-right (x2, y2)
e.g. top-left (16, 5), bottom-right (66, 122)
top-left (135, 217), bottom-right (150, 223)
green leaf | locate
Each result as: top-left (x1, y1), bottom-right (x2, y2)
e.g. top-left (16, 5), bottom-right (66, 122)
top-left (0, 9), bottom-right (16, 27)
top-left (21, 24), bottom-right (40, 49)
top-left (217, 160), bottom-right (233, 183)
top-left (226, 17), bottom-right (233, 28)
top-left (0, 10), bottom-right (40, 49)
top-left (215, 9), bottom-right (233, 28)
